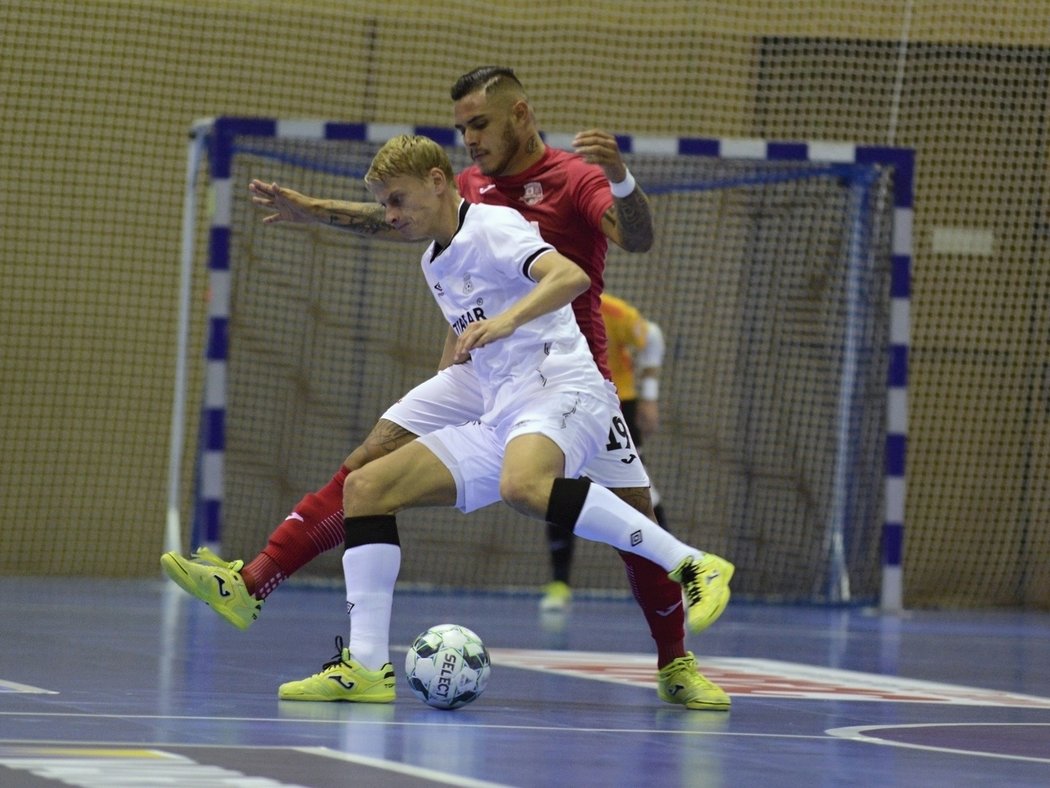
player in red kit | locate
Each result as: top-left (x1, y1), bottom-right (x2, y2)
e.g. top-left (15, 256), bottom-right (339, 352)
top-left (456, 140), bottom-right (614, 370)
top-left (161, 66), bottom-right (731, 711)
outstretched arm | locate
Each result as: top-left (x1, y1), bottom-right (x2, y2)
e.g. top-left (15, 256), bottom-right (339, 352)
top-left (248, 179), bottom-right (406, 241)
top-left (572, 129), bottom-right (654, 253)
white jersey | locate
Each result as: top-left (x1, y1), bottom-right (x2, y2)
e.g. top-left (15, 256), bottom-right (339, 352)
top-left (420, 200), bottom-right (610, 426)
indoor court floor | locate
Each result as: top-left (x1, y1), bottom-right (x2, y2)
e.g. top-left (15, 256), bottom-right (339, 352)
top-left (1, 577), bottom-right (1048, 787)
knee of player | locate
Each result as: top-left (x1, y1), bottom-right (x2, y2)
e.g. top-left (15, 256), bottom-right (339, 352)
top-left (498, 475), bottom-right (551, 519)
top-left (342, 470), bottom-right (391, 516)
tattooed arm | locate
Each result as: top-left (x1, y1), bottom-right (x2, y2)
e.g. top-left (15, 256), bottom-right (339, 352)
top-left (601, 187), bottom-right (654, 253)
top-left (248, 179), bottom-right (407, 241)
top-left (571, 129), bottom-right (654, 253)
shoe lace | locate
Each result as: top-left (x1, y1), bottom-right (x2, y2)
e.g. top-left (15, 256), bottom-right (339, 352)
top-left (662, 654), bottom-right (694, 677)
top-left (679, 669), bottom-right (719, 691)
top-left (665, 658), bottom-right (720, 693)
top-left (678, 561), bottom-right (703, 606)
top-left (191, 546), bottom-right (244, 572)
top-left (320, 636), bottom-right (349, 671)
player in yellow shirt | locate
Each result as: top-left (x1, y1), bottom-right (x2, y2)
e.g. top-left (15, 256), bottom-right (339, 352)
top-left (542, 293), bottom-right (669, 611)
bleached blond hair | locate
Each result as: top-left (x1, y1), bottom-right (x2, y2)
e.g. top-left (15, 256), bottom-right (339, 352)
top-left (365, 134), bottom-right (455, 187)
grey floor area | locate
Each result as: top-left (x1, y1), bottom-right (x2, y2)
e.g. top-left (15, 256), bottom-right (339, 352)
top-left (1, 578), bottom-right (1049, 787)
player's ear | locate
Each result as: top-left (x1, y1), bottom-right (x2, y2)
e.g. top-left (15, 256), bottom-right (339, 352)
top-left (429, 167), bottom-right (449, 193)
top-left (511, 98), bottom-right (531, 126)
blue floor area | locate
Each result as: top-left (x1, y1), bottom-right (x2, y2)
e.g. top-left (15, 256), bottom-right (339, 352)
top-left (1, 578), bottom-right (1049, 786)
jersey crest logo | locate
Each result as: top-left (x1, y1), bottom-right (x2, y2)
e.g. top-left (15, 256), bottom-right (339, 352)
top-left (462, 275), bottom-right (474, 294)
top-left (522, 181), bottom-right (544, 206)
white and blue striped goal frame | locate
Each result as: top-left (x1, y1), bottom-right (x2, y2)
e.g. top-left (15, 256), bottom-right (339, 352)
top-left (178, 117), bottom-right (912, 610)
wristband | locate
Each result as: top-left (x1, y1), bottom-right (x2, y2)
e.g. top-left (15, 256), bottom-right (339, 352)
top-left (640, 378), bottom-right (659, 400)
top-left (609, 168), bottom-right (636, 198)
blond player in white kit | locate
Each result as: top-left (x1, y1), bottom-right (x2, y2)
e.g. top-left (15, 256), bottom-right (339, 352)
top-left (274, 134), bottom-right (734, 704)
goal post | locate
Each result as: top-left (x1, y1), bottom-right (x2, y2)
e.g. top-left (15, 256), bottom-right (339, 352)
top-left (170, 117), bottom-right (912, 608)
top-left (165, 118), bottom-right (213, 557)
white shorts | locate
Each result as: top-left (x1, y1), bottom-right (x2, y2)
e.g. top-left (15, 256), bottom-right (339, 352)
top-left (382, 363), bottom-right (650, 490)
top-left (418, 390), bottom-right (610, 513)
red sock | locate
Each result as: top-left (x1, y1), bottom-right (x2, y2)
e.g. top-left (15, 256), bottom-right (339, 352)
top-left (619, 551), bottom-right (688, 668)
top-left (241, 466), bottom-right (349, 599)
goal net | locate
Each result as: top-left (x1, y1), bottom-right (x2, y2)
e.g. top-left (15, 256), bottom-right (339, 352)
top-left (177, 118), bottom-right (910, 605)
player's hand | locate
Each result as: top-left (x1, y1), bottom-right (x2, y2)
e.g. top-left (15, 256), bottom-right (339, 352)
top-left (248, 179), bottom-right (319, 225)
top-left (453, 319), bottom-right (514, 362)
top-left (572, 129), bottom-right (628, 183)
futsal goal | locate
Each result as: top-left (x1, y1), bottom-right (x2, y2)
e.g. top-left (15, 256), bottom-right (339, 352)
top-left (169, 117), bottom-right (912, 608)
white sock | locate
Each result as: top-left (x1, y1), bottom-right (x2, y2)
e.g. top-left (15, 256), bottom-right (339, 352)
top-left (342, 543), bottom-right (401, 670)
top-left (570, 483), bottom-right (700, 571)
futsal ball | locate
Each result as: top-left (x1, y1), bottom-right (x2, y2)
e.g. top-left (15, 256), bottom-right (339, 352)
top-left (404, 624), bottom-right (491, 709)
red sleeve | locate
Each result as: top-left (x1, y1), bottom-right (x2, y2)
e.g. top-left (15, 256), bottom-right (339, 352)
top-left (570, 158), bottom-right (613, 234)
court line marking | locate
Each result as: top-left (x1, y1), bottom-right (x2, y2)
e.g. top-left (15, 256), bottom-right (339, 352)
top-left (10, 648), bottom-right (1050, 710)
top-left (0, 716), bottom-right (829, 739)
top-left (0, 748), bottom-right (303, 787)
top-left (0, 742), bottom-right (508, 788)
top-left (826, 723), bottom-right (1050, 765)
top-left (488, 649), bottom-right (1050, 708)
top-left (0, 680), bottom-right (58, 695)
top-left (297, 746), bottom-right (511, 787)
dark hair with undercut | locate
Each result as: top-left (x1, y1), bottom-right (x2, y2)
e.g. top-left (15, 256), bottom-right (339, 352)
top-left (450, 66), bottom-right (525, 101)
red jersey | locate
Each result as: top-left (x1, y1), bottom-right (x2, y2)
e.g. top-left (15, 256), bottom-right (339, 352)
top-left (457, 147), bottom-right (613, 379)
